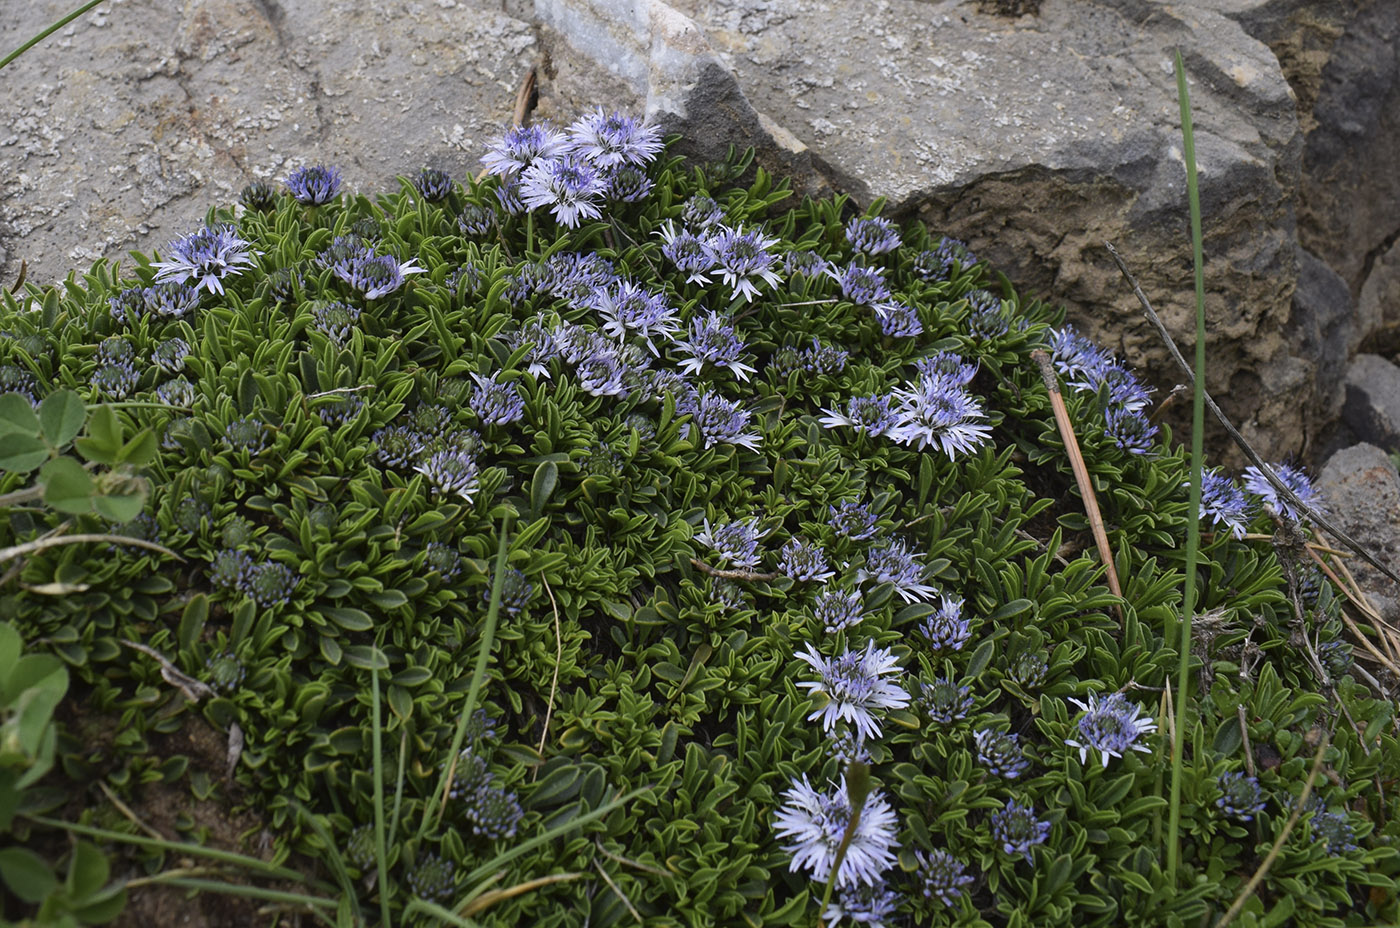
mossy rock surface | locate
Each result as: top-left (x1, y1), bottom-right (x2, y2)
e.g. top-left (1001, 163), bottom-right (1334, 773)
top-left (1, 128), bottom-right (1396, 927)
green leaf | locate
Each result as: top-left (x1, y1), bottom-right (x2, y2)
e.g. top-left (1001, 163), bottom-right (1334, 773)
top-left (530, 461), bottom-right (559, 514)
top-left (0, 392), bottom-right (41, 438)
top-left (65, 840), bottom-right (109, 900)
top-left (0, 434), bottom-right (48, 473)
top-left (0, 846), bottom-right (58, 903)
top-left (966, 638), bottom-right (996, 678)
top-left (989, 599), bottom-right (1034, 622)
top-left (115, 428), bottom-right (158, 466)
top-left (92, 493), bottom-right (146, 523)
top-left (75, 405), bottom-right (122, 465)
top-left (179, 595), bottom-right (209, 652)
top-left (38, 390), bottom-right (86, 448)
top-left (321, 607), bottom-right (374, 632)
top-left (39, 457), bottom-right (95, 513)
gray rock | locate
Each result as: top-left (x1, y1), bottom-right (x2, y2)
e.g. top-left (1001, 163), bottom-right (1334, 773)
top-left (1342, 354), bottom-right (1400, 453)
top-left (1289, 245), bottom-right (1353, 417)
top-left (1357, 237), bottom-right (1400, 357)
top-left (531, 0), bottom-right (819, 189)
top-left (0, 0), bottom-right (536, 289)
top-left (654, 0), bottom-right (1309, 461)
top-left (1295, 1), bottom-right (1400, 296)
top-left (1318, 442), bottom-right (1400, 626)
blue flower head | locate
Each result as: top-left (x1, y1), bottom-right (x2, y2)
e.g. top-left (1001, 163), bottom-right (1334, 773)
top-left (603, 164), bottom-right (654, 202)
top-left (845, 216), bottom-right (901, 255)
top-left (481, 122), bottom-right (569, 176)
top-left (674, 311), bottom-right (753, 381)
top-left (824, 881), bottom-right (901, 928)
top-left (1105, 405), bottom-right (1158, 455)
top-left (1310, 809), bottom-right (1359, 856)
top-left (819, 395), bottom-right (898, 438)
top-left (310, 300), bottom-right (362, 346)
top-left (919, 593), bottom-right (971, 651)
top-left (406, 853), bottom-right (456, 902)
top-left (798, 339), bottom-right (849, 376)
top-left (914, 848), bottom-right (975, 909)
top-left (913, 237), bottom-right (977, 281)
top-left (773, 774), bottom-right (899, 888)
top-left (422, 542), bottom-right (464, 583)
top-left (889, 375), bottom-right (992, 458)
top-left (707, 224), bottom-right (783, 302)
top-left (975, 728), bottom-right (1030, 779)
top-left (484, 567), bottom-right (534, 616)
top-left (785, 249), bottom-right (833, 279)
top-left (834, 264), bottom-right (892, 305)
top-left (686, 391), bottom-right (761, 451)
top-left (1215, 771), bottom-right (1266, 822)
top-left (152, 225), bottom-right (256, 295)
top-left (829, 500), bottom-right (880, 542)
top-left (694, 518), bottom-right (765, 569)
top-left (989, 799), bottom-right (1051, 864)
top-left (316, 391), bottom-right (363, 427)
top-left (1243, 462), bottom-right (1323, 523)
top-left (285, 164), bottom-right (343, 205)
top-left (521, 153), bottom-right (605, 227)
top-left (108, 287), bottom-right (146, 324)
top-left (877, 301), bottom-right (924, 338)
top-left (1065, 692), bottom-right (1157, 767)
top-left (373, 425), bottom-right (425, 469)
top-left (239, 180), bottom-right (277, 212)
top-left (681, 195), bottom-right (723, 229)
top-left (568, 109), bottom-right (664, 168)
top-left (1197, 468), bottom-right (1252, 539)
top-left (335, 251), bottom-right (425, 299)
top-left (814, 589), bottom-right (865, 634)
top-left (90, 361), bottom-right (139, 400)
top-left (919, 677), bottom-right (973, 724)
top-left (143, 281), bottom-right (201, 318)
top-left (155, 377), bottom-right (196, 408)
top-left (469, 373), bottom-right (525, 426)
top-left (658, 221), bottom-right (717, 284)
top-left (795, 639), bottom-right (910, 740)
top-left (591, 280), bottom-right (679, 351)
top-left (457, 203), bottom-right (494, 237)
top-left (206, 650), bottom-right (246, 694)
top-left (859, 539), bottom-right (936, 603)
top-left (416, 449), bottom-right (480, 501)
top-left (413, 167), bottom-right (453, 202)
top-left (779, 537), bottom-right (835, 583)
top-left (243, 560), bottom-right (300, 608)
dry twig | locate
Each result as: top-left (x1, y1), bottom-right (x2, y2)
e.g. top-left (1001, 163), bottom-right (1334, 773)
top-left (1030, 350), bottom-right (1124, 609)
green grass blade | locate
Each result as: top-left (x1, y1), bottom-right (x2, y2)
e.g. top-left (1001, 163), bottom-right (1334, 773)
top-left (372, 663), bottom-right (393, 928)
top-left (290, 800), bottom-right (363, 924)
top-left (0, 0), bottom-right (108, 72)
top-left (146, 876), bottom-right (338, 910)
top-left (402, 898), bottom-right (483, 928)
top-left (1166, 46), bottom-right (1208, 887)
top-left (23, 814), bottom-right (327, 888)
top-left (460, 785), bottom-right (652, 886)
top-left (419, 513), bottom-right (516, 839)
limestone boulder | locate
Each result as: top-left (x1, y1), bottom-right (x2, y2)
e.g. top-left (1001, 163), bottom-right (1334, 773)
top-left (0, 0), bottom-right (536, 289)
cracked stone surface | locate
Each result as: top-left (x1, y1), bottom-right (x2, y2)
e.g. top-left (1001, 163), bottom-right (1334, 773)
top-left (0, 0), bottom-right (535, 288)
top-left (1319, 442), bottom-right (1400, 626)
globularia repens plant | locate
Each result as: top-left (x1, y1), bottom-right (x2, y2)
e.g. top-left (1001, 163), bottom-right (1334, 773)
top-left (1, 110), bottom-right (1397, 927)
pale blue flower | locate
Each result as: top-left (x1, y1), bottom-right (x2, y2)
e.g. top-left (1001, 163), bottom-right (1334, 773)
top-left (913, 848), bottom-right (974, 908)
top-left (685, 391), bottom-right (761, 451)
top-left (829, 500), bottom-right (879, 541)
top-left (889, 375), bottom-right (992, 458)
top-left (1197, 468), bottom-right (1252, 539)
top-left (815, 589), bottom-right (865, 633)
top-left (795, 640), bottom-right (910, 740)
top-left (845, 216), bottom-right (901, 255)
top-left (974, 728), bottom-right (1029, 779)
top-left (773, 774), bottom-right (899, 888)
top-left (567, 109), bottom-right (663, 167)
top-left (521, 153), bottom-right (605, 227)
top-left (481, 122), bottom-right (569, 177)
top-left (658, 220), bottom-right (717, 284)
top-left (1215, 772), bottom-right (1265, 822)
top-left (152, 225), bottom-right (257, 295)
top-left (918, 677), bottom-right (973, 724)
top-left (989, 799), bottom-right (1050, 864)
top-left (335, 251), bottom-right (425, 299)
top-left (1064, 692), bottom-right (1157, 767)
top-left (416, 449), bottom-right (480, 501)
top-left (919, 593), bottom-right (971, 651)
top-left (1243, 461), bottom-right (1323, 523)
top-left (413, 167), bottom-right (453, 202)
top-left (778, 537), bottom-right (835, 583)
top-left (833, 264), bottom-right (891, 305)
top-left (819, 395), bottom-right (898, 437)
top-left (707, 224), bottom-right (783, 302)
top-left (673, 311), bottom-right (754, 381)
top-left (694, 518), bottom-right (765, 569)
top-left (285, 164), bottom-right (343, 205)
top-left (469, 373), bottom-right (525, 426)
top-left (591, 280), bottom-right (679, 351)
top-left (859, 539), bottom-right (937, 603)
top-left (824, 881), bottom-right (901, 927)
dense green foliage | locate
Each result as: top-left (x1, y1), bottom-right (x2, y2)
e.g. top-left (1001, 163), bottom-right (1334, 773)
top-left (0, 138), bottom-right (1396, 927)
